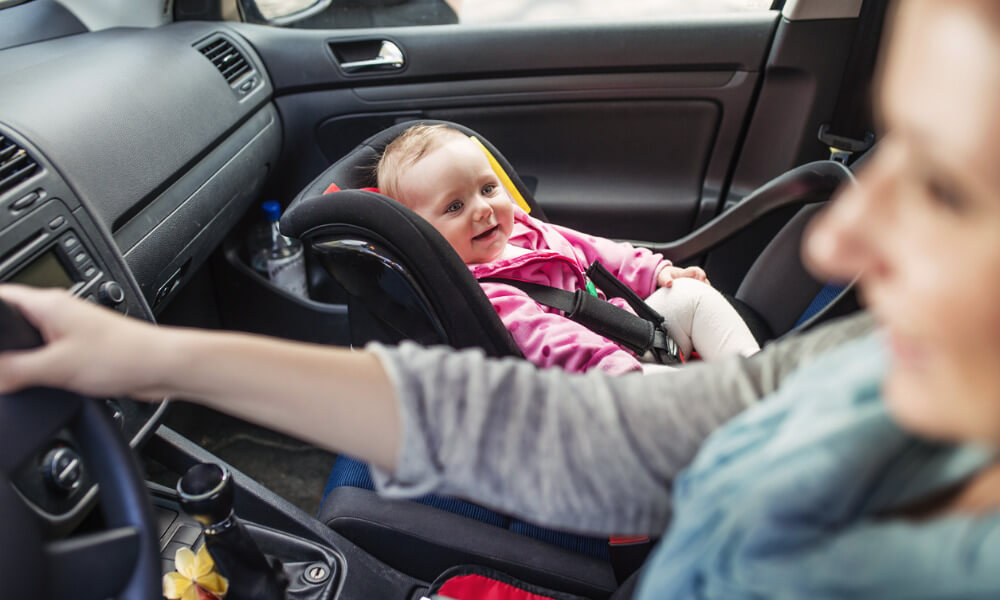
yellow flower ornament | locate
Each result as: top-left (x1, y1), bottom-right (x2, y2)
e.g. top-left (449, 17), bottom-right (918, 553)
top-left (163, 544), bottom-right (229, 600)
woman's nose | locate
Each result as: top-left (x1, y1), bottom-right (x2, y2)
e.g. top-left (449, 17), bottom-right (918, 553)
top-left (804, 159), bottom-right (893, 283)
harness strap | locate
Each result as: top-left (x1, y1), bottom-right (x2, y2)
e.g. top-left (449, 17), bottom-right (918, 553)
top-left (480, 269), bottom-right (680, 363)
top-left (586, 260), bottom-right (682, 363)
top-left (585, 260), bottom-right (664, 325)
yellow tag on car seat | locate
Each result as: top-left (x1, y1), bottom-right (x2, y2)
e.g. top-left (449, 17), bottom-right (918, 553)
top-left (469, 136), bottom-right (531, 214)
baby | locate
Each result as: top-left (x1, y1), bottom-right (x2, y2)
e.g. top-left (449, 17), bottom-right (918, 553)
top-left (376, 124), bottom-right (758, 375)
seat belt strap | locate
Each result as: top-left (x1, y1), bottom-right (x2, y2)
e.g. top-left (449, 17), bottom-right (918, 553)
top-left (478, 277), bottom-right (679, 362)
top-left (816, 0), bottom-right (888, 163)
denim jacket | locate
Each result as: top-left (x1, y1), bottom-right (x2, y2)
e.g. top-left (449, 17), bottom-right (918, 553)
top-left (638, 334), bottom-right (1000, 599)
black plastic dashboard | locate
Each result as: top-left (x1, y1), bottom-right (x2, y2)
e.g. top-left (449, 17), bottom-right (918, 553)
top-left (0, 20), bottom-right (280, 310)
top-left (0, 17), bottom-right (280, 529)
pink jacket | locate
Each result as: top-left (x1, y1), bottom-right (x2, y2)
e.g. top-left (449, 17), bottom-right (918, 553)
top-left (469, 208), bottom-right (669, 375)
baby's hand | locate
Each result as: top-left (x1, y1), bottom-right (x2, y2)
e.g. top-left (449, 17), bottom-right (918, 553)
top-left (657, 265), bottom-right (709, 288)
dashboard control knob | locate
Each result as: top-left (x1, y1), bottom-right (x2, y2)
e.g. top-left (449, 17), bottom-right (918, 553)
top-left (98, 280), bottom-right (125, 306)
top-left (43, 447), bottom-right (83, 493)
top-left (104, 399), bottom-right (125, 430)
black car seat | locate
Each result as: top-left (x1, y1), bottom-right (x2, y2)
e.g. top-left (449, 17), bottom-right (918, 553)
top-left (279, 120), bottom-right (859, 594)
top-left (282, 122), bottom-right (619, 567)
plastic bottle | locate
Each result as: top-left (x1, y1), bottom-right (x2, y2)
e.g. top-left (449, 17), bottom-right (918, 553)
top-left (257, 201), bottom-right (308, 298)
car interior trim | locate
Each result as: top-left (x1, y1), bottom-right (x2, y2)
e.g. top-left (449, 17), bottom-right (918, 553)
top-left (782, 0), bottom-right (863, 21)
top-left (351, 71), bottom-right (739, 103)
top-left (231, 13), bottom-right (778, 94)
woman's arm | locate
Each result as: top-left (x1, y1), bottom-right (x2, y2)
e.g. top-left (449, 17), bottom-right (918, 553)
top-left (370, 312), bottom-right (875, 535)
top-left (0, 284), bottom-right (873, 535)
top-left (0, 285), bottom-right (401, 471)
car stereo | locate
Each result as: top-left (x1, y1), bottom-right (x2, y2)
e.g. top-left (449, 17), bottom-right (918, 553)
top-left (0, 195), bottom-right (127, 309)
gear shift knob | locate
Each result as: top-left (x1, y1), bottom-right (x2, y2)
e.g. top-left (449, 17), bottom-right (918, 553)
top-left (177, 463), bottom-right (234, 528)
top-left (177, 463), bottom-right (288, 599)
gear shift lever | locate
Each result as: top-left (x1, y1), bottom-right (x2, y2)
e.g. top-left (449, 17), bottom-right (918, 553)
top-left (178, 463), bottom-right (288, 599)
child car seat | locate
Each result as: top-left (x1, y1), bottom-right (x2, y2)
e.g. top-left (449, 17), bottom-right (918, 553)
top-left (283, 120), bottom-right (857, 348)
top-left (280, 120), bottom-right (617, 574)
top-left (279, 120), bottom-right (859, 590)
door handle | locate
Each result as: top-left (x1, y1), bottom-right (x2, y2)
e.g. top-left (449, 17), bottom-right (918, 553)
top-left (339, 41), bottom-right (405, 72)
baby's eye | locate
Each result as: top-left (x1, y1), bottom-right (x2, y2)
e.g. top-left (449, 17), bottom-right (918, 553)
top-left (446, 200), bottom-right (463, 213)
top-left (482, 183), bottom-right (497, 195)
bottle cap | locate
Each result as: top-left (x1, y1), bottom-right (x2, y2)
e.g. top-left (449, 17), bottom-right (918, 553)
top-left (261, 201), bottom-right (282, 223)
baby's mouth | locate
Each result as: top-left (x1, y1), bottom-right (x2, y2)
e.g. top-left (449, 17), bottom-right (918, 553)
top-left (473, 225), bottom-right (499, 241)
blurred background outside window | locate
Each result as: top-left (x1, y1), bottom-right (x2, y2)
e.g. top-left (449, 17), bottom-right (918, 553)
top-left (250, 0), bottom-right (774, 29)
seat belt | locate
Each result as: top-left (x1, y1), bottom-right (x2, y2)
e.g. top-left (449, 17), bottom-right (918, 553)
top-left (816, 0), bottom-right (888, 164)
top-left (480, 261), bottom-right (681, 365)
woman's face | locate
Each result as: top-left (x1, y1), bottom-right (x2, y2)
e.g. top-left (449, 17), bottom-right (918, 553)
top-left (806, 0), bottom-right (1000, 442)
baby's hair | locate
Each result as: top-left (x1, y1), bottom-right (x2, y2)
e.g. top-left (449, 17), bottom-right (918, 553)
top-left (376, 124), bottom-right (467, 203)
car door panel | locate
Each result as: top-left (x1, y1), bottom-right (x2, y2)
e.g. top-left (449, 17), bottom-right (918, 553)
top-left (423, 100), bottom-right (719, 242)
top-left (236, 14), bottom-right (778, 242)
top-left (237, 16), bottom-right (777, 91)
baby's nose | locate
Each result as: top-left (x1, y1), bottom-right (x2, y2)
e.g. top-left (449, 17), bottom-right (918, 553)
top-left (473, 200), bottom-right (494, 221)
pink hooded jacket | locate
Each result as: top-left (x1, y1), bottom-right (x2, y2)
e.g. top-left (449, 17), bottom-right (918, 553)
top-left (468, 208), bottom-right (669, 375)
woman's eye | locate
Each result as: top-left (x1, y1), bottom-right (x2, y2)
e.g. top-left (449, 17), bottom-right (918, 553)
top-left (446, 201), bottom-right (463, 213)
top-left (924, 177), bottom-right (967, 213)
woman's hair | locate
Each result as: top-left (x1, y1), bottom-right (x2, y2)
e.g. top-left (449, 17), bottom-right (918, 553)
top-left (376, 124), bottom-right (466, 203)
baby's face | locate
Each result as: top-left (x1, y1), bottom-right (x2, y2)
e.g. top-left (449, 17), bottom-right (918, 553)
top-left (396, 136), bottom-right (515, 264)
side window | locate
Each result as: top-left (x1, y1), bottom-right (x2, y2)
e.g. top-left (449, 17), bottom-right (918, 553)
top-left (239, 0), bottom-right (775, 30)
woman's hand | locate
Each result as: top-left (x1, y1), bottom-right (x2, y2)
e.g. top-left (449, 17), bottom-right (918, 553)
top-left (657, 265), bottom-right (709, 288)
top-left (0, 284), bottom-right (166, 400)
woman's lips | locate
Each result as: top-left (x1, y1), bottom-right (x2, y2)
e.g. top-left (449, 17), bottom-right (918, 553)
top-left (474, 225), bottom-right (499, 242)
top-left (887, 329), bottom-right (928, 368)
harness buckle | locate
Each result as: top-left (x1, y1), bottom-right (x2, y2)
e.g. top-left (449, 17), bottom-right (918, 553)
top-left (651, 328), bottom-right (683, 365)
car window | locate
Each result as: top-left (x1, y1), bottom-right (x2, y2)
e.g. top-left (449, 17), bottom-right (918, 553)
top-left (245, 0), bottom-right (776, 29)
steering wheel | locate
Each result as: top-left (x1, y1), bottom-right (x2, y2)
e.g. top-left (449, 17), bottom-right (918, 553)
top-left (0, 299), bottom-right (160, 600)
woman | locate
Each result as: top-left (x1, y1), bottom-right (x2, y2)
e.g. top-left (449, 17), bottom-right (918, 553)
top-left (2, 0), bottom-right (1000, 596)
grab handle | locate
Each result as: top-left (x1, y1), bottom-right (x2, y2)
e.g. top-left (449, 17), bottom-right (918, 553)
top-left (339, 41), bottom-right (405, 72)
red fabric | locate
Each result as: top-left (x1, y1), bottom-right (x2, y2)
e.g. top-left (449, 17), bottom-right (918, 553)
top-left (323, 183), bottom-right (382, 195)
top-left (438, 574), bottom-right (557, 600)
top-left (609, 535), bottom-right (649, 545)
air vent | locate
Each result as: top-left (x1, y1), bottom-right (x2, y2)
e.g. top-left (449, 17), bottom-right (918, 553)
top-left (0, 134), bottom-right (40, 197)
top-left (198, 37), bottom-right (251, 84)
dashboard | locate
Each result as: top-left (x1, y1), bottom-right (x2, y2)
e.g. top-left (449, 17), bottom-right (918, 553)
top-left (0, 17), bottom-right (280, 531)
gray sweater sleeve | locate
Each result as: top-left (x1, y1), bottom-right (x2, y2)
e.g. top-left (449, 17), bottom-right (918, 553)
top-left (367, 313), bottom-right (874, 536)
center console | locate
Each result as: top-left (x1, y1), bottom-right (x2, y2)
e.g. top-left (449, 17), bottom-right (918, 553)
top-left (0, 126), bottom-right (169, 535)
